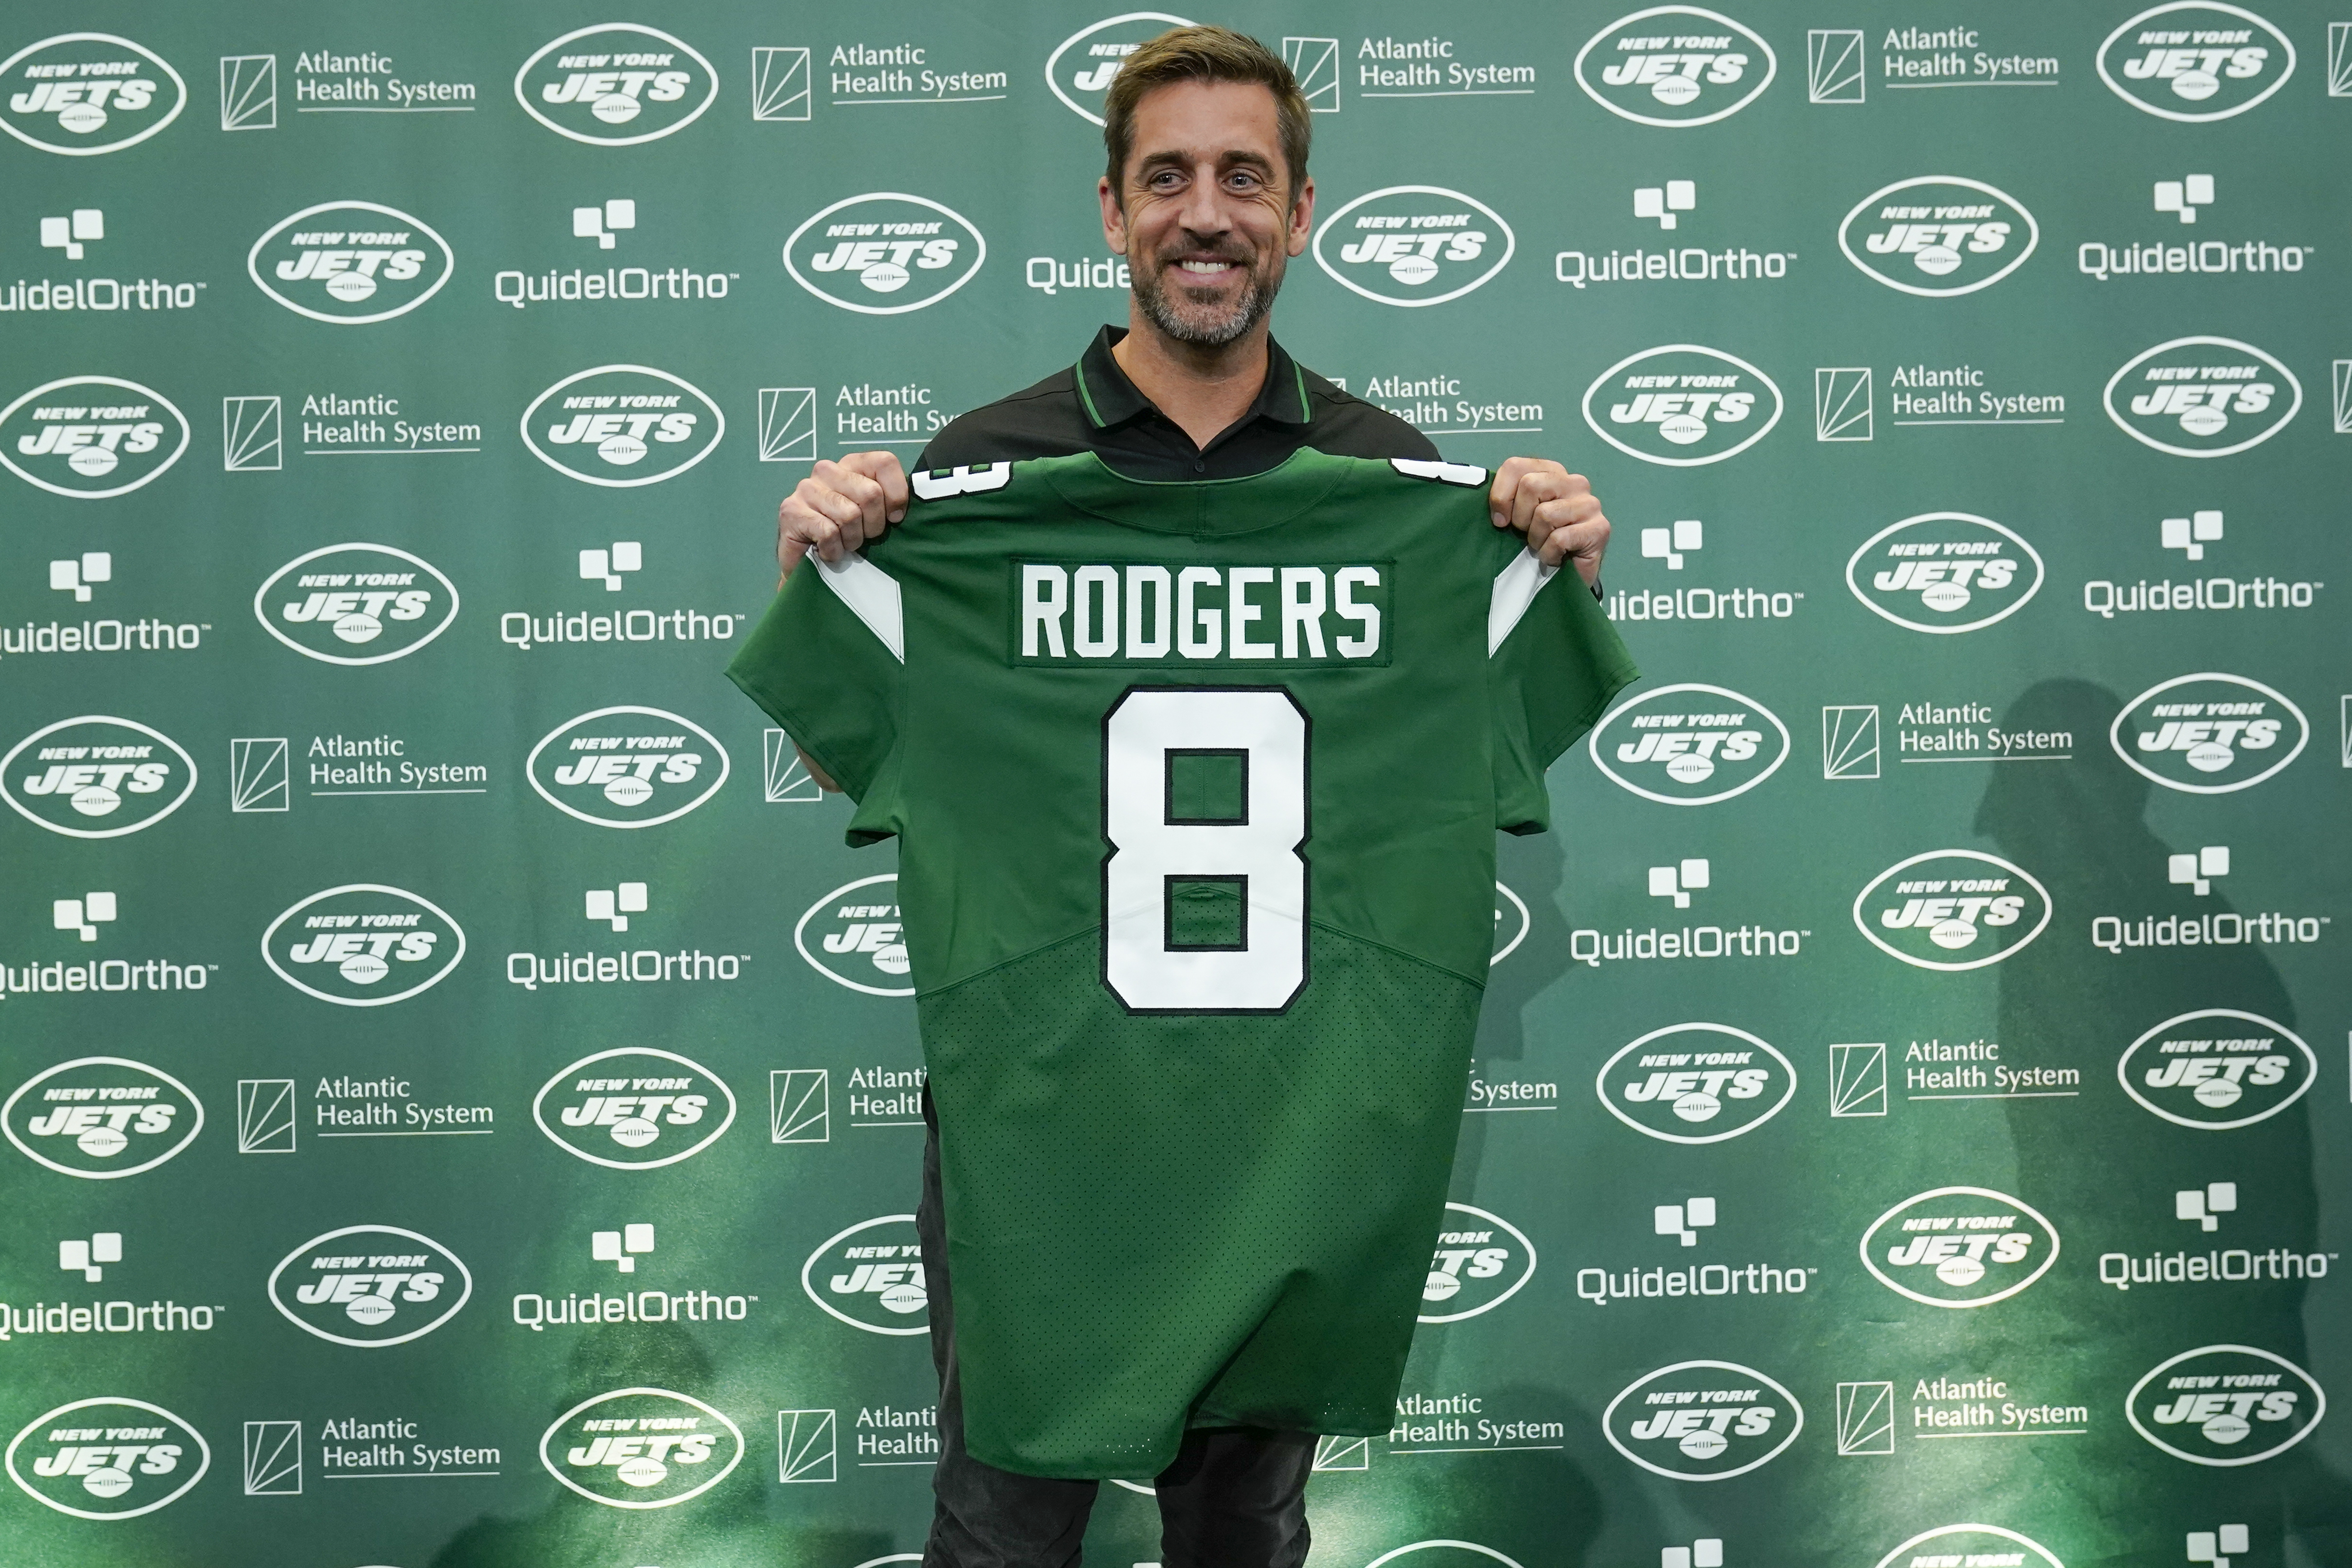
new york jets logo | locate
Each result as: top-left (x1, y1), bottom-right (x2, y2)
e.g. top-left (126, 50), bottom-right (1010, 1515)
top-left (1872, 1526), bottom-right (2065, 1568)
top-left (2104, 336), bottom-right (2299, 458)
top-left (1837, 177), bottom-right (2039, 298)
top-left (261, 884), bottom-right (465, 1007)
top-left (520, 365), bottom-right (724, 488)
top-left (515, 24), bottom-right (716, 145)
top-left (2098, 2), bottom-right (2293, 122)
top-left (526, 705), bottom-right (728, 827)
top-left (1602, 1360), bottom-right (1801, 1480)
top-left (1, 716), bottom-right (195, 839)
top-left (796, 874), bottom-right (914, 997)
top-left (803, 1214), bottom-right (928, 1334)
top-left (2128, 1345), bottom-right (2324, 1465)
top-left (0, 375), bottom-right (189, 498)
top-left (2117, 1008), bottom-right (2315, 1130)
top-left (2111, 673), bottom-right (2306, 793)
top-left (1596, 1023), bottom-right (1794, 1144)
top-left (254, 544), bottom-right (459, 665)
top-left (3, 1057), bottom-right (201, 1179)
top-left (1045, 13), bottom-right (1194, 124)
top-left (1420, 1202), bottom-right (1537, 1323)
top-left (245, 201), bottom-right (453, 324)
top-left (540, 1387), bottom-right (744, 1508)
top-left (1846, 513), bottom-right (2043, 634)
top-left (5, 1397), bottom-right (208, 1520)
top-left (266, 1224), bottom-right (473, 1348)
top-left (1574, 7), bottom-right (1775, 126)
top-left (0, 34), bottom-right (185, 156)
top-left (1310, 186), bottom-right (1514, 307)
top-left (1853, 851), bottom-right (2051, 972)
top-left (1860, 1187), bottom-right (2058, 1308)
top-left (1582, 346), bottom-right (1781, 466)
top-left (533, 1046), bottom-right (736, 1171)
top-left (783, 194), bottom-right (986, 316)
top-left (1588, 683), bottom-right (1789, 805)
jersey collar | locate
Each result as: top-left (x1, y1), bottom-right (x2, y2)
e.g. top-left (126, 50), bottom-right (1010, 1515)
top-left (1073, 325), bottom-right (1315, 436)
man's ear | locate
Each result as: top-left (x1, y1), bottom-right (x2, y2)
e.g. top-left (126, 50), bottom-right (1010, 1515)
top-left (1100, 174), bottom-right (1129, 256)
top-left (1286, 174), bottom-right (1315, 258)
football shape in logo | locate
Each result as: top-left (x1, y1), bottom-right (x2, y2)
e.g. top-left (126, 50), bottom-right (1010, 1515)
top-left (245, 201), bottom-right (454, 325)
top-left (1846, 513), bottom-right (2044, 634)
top-left (1859, 1187), bottom-right (2060, 1308)
top-left (0, 375), bottom-right (189, 499)
top-left (803, 1214), bottom-right (929, 1334)
top-left (2103, 336), bottom-right (2300, 458)
top-left (2110, 673), bottom-right (2306, 794)
top-left (1871, 1526), bottom-right (2065, 1568)
top-left (261, 884), bottom-right (466, 1007)
top-left (0, 715), bottom-right (196, 839)
top-left (5, 1397), bottom-right (208, 1520)
top-left (520, 365), bottom-right (725, 488)
top-left (540, 1387), bottom-right (745, 1508)
top-left (2127, 1344), bottom-right (2325, 1465)
top-left (796, 874), bottom-right (915, 996)
top-left (783, 193), bottom-right (987, 316)
top-left (526, 705), bottom-right (729, 827)
top-left (0, 34), bottom-right (186, 156)
top-left (514, 24), bottom-right (717, 145)
top-left (2116, 1008), bottom-right (2316, 1130)
top-left (2097, 2), bottom-right (2294, 122)
top-left (1310, 186), bottom-right (1515, 308)
top-left (1596, 1023), bottom-right (1795, 1144)
top-left (1574, 6), bottom-right (1776, 126)
top-left (1588, 683), bottom-right (1790, 805)
top-left (1045, 12), bottom-right (1195, 123)
top-left (1837, 177), bottom-right (2039, 298)
top-left (1852, 850), bottom-right (2051, 972)
top-left (532, 1046), bottom-right (738, 1171)
top-left (2, 1056), bottom-right (202, 1179)
top-left (266, 1224), bottom-right (473, 1348)
top-left (1420, 1202), bottom-right (1537, 1323)
top-left (253, 544), bottom-right (460, 665)
top-left (1582, 346), bottom-right (1782, 466)
top-left (1603, 1360), bottom-right (1802, 1480)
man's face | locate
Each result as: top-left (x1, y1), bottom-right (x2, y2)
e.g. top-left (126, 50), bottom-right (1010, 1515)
top-left (1100, 80), bottom-right (1313, 348)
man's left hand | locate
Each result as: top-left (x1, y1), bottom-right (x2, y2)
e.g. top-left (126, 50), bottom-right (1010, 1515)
top-left (1489, 458), bottom-right (1609, 588)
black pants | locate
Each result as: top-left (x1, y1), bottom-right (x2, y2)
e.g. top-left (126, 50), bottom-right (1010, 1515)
top-left (917, 1090), bottom-right (1315, 1568)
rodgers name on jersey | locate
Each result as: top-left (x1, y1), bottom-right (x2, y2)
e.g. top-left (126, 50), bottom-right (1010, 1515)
top-left (1016, 561), bottom-right (1391, 666)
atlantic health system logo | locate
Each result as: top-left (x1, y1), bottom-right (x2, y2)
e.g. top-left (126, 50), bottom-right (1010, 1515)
top-left (1852, 851), bottom-right (2051, 971)
top-left (0, 375), bottom-right (189, 499)
top-left (1582, 346), bottom-right (1781, 466)
top-left (514, 25), bottom-right (717, 145)
top-left (0, 34), bottom-right (186, 156)
top-left (245, 201), bottom-right (453, 324)
top-left (1574, 8), bottom-right (1776, 127)
top-left (1310, 187), bottom-right (1514, 307)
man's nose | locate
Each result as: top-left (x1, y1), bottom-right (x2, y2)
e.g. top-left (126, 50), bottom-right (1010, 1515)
top-left (1176, 169), bottom-right (1233, 237)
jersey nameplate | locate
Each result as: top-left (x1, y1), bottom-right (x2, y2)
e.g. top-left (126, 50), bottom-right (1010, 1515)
top-left (1012, 561), bottom-right (1392, 669)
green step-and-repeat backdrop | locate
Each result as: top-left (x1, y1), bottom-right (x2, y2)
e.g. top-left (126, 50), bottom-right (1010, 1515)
top-left (2, 3), bottom-right (2348, 1565)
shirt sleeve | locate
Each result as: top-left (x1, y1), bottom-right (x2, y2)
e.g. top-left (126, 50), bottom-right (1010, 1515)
top-left (725, 550), bottom-right (908, 846)
top-left (1486, 541), bottom-right (1638, 835)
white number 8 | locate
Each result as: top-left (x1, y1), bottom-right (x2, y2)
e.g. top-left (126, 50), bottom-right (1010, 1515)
top-left (1103, 687), bottom-right (1308, 1012)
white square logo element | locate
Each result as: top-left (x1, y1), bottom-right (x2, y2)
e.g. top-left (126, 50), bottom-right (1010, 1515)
top-left (770, 1069), bottom-right (830, 1142)
top-left (1822, 706), bottom-right (1880, 780)
top-left (1808, 30), bottom-right (1865, 102)
top-left (231, 738), bottom-right (290, 812)
top-left (1835, 1381), bottom-right (1894, 1454)
top-left (221, 55), bottom-right (277, 130)
top-left (1829, 1044), bottom-right (1887, 1118)
top-left (753, 48), bottom-right (812, 121)
top-left (1815, 368), bottom-right (1873, 441)
top-left (224, 395), bottom-right (283, 471)
top-left (758, 388), bottom-right (817, 462)
top-left (1284, 39), bottom-right (1340, 111)
top-left (238, 1078), bottom-right (297, 1153)
top-left (777, 1409), bottom-right (837, 1481)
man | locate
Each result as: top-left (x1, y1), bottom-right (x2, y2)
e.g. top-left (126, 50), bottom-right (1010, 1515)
top-left (761, 28), bottom-right (1617, 1568)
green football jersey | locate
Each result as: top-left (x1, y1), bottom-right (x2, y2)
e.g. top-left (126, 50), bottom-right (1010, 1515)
top-left (728, 448), bottom-right (1635, 1478)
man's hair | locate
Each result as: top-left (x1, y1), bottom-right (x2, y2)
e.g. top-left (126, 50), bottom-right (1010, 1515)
top-left (1102, 27), bottom-right (1311, 204)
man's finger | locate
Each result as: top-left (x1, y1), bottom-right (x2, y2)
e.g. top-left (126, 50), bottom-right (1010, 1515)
top-left (1486, 455), bottom-right (1539, 529)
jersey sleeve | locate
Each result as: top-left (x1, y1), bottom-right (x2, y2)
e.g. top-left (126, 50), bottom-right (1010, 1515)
top-left (725, 550), bottom-right (907, 845)
top-left (1486, 543), bottom-right (1638, 835)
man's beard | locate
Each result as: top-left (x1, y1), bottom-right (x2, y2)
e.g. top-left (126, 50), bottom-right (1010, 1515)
top-left (1131, 247), bottom-right (1285, 347)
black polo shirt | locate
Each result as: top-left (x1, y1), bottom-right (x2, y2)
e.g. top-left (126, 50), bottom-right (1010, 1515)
top-left (914, 324), bottom-right (1439, 479)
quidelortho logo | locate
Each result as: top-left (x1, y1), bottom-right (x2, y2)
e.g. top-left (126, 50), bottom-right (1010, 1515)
top-left (1582, 346), bottom-right (1780, 466)
top-left (1871, 1526), bottom-right (2064, 1568)
top-left (1421, 1202), bottom-right (1537, 1323)
top-left (2117, 1008), bottom-right (2316, 1130)
top-left (1588, 683), bottom-right (1789, 805)
top-left (520, 365), bottom-right (724, 487)
top-left (252, 544), bottom-right (458, 665)
top-left (260, 884), bottom-right (465, 1006)
top-left (525, 706), bottom-right (728, 827)
top-left (2097, 2), bottom-right (2293, 122)
top-left (515, 24), bottom-right (716, 145)
top-left (1310, 187), bottom-right (1514, 308)
top-left (796, 874), bottom-right (914, 997)
top-left (540, 1387), bottom-right (744, 1508)
top-left (2110, 673), bottom-right (2306, 793)
top-left (802, 1214), bottom-right (927, 1334)
top-left (265, 1224), bottom-right (472, 1347)
top-left (1602, 1360), bottom-right (1801, 1480)
top-left (0, 375), bottom-right (189, 498)
top-left (782, 194), bottom-right (985, 315)
top-left (2104, 336), bottom-right (2299, 458)
top-left (2127, 1345), bottom-right (2324, 1465)
top-left (1837, 177), bottom-right (2038, 297)
top-left (1596, 1023), bottom-right (1795, 1144)
top-left (0, 34), bottom-right (185, 155)
top-left (1574, 7), bottom-right (1775, 126)
top-left (1, 716), bottom-right (195, 839)
top-left (1846, 513), bottom-right (2043, 633)
top-left (532, 1046), bottom-right (737, 1170)
top-left (4, 1397), bottom-right (207, 1520)
top-left (1859, 1187), bottom-right (2059, 1308)
top-left (1852, 850), bottom-right (2051, 972)
top-left (3, 1057), bottom-right (201, 1179)
top-left (245, 201), bottom-right (452, 324)
top-left (1044, 13), bottom-right (1193, 124)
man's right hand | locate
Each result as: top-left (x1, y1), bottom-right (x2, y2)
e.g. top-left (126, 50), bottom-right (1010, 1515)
top-left (777, 451), bottom-right (910, 582)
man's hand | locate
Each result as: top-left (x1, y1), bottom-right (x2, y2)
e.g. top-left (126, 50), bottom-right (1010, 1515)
top-left (777, 451), bottom-right (910, 583)
top-left (1488, 458), bottom-right (1610, 588)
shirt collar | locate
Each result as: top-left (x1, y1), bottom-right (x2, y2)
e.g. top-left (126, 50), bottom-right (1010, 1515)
top-left (1073, 324), bottom-right (1315, 435)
